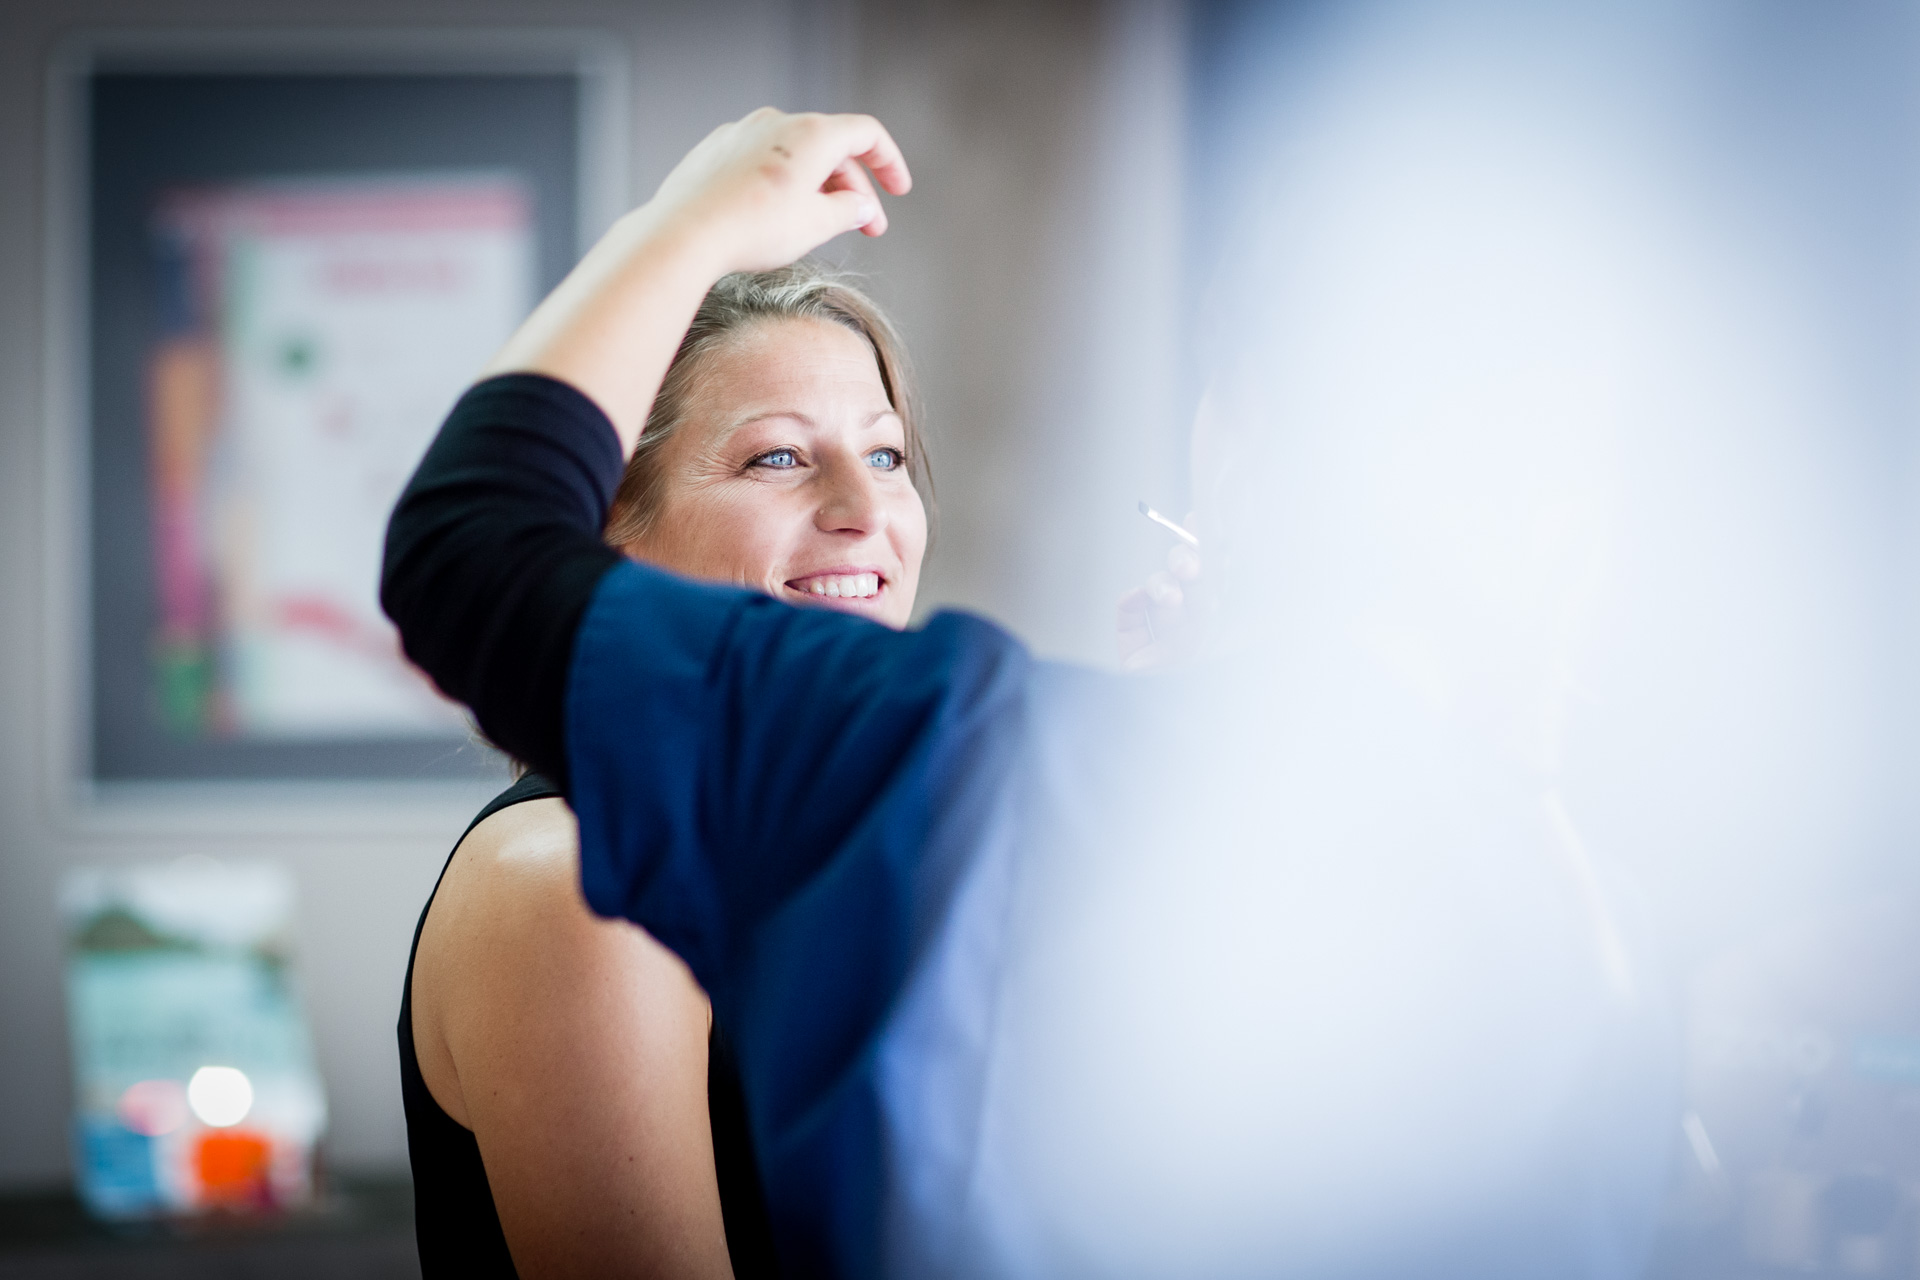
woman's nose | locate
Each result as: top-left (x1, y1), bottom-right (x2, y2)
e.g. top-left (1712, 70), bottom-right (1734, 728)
top-left (813, 458), bottom-right (884, 535)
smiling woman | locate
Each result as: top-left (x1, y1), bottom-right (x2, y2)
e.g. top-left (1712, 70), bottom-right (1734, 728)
top-left (605, 262), bottom-right (929, 627)
top-left (399, 260), bottom-right (927, 1279)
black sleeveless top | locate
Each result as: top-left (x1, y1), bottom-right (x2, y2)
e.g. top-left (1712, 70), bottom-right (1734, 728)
top-left (399, 773), bottom-right (780, 1276)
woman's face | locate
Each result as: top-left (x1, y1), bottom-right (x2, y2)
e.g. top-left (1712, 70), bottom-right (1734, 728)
top-left (625, 317), bottom-right (927, 629)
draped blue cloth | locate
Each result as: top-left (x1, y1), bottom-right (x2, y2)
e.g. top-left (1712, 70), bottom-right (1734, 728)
top-left (563, 559), bottom-right (1677, 1280)
top-left (565, 559), bottom-right (1032, 1276)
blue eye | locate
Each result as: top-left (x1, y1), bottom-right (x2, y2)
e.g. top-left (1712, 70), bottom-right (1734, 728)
top-left (755, 448), bottom-right (798, 469)
top-left (866, 448), bottom-right (903, 470)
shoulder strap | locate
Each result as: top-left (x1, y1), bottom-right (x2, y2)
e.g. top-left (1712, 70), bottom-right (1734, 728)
top-left (458, 771), bottom-right (564, 844)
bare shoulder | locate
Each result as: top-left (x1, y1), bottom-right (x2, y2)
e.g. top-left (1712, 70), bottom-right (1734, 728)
top-left (410, 800), bottom-right (728, 1274)
top-left (430, 798), bottom-right (587, 941)
top-left (412, 798), bottom-right (708, 1132)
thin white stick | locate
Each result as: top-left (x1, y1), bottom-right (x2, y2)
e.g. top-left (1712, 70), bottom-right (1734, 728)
top-left (1138, 502), bottom-right (1200, 548)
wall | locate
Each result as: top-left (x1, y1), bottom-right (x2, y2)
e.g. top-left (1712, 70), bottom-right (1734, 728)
top-left (830, 0), bottom-right (1189, 661)
top-left (0, 0), bottom-right (1185, 1187)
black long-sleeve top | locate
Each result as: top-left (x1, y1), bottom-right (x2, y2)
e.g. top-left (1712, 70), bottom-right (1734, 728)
top-left (381, 374), bottom-right (625, 791)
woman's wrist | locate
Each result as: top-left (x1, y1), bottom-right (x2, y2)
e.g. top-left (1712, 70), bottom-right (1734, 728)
top-left (481, 202), bottom-right (723, 452)
top-left (610, 199), bottom-right (732, 285)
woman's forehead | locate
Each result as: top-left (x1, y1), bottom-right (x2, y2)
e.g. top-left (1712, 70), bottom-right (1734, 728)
top-left (690, 318), bottom-right (896, 429)
top-left (708, 316), bottom-right (883, 385)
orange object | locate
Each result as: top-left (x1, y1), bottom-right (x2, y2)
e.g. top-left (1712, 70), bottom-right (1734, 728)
top-left (194, 1129), bottom-right (273, 1207)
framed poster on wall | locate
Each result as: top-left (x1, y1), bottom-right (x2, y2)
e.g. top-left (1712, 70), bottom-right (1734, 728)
top-left (45, 31), bottom-right (628, 798)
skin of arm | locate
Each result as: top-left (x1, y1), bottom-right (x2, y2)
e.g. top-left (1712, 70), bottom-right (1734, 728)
top-left (483, 107), bottom-right (912, 454)
top-left (412, 800), bottom-right (732, 1279)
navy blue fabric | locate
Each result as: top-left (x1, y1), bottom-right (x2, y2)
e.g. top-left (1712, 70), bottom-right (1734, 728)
top-left (566, 559), bottom-right (1030, 1277)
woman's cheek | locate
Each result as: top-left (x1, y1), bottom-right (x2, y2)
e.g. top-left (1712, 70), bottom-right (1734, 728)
top-left (740, 501), bottom-right (812, 590)
top-left (896, 493), bottom-right (930, 572)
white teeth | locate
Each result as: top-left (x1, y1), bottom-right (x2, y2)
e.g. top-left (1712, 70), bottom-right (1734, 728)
top-left (802, 573), bottom-right (880, 599)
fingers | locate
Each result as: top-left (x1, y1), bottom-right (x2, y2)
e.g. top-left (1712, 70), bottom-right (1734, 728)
top-left (823, 159), bottom-right (886, 235)
top-left (822, 157), bottom-right (876, 200)
top-left (1116, 590), bottom-right (1154, 665)
top-left (818, 113), bottom-right (912, 195)
top-left (1118, 508), bottom-right (1207, 671)
top-left (798, 114), bottom-right (907, 238)
top-left (761, 111), bottom-right (907, 241)
top-left (815, 188), bottom-right (883, 243)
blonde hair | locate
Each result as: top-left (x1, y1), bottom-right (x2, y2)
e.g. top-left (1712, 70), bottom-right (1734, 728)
top-left (603, 261), bottom-right (928, 546)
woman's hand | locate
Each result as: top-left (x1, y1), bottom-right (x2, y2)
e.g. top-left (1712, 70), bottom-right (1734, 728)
top-left (484, 108), bottom-right (912, 453)
top-left (650, 108), bottom-right (912, 277)
top-left (1117, 533), bottom-right (1204, 671)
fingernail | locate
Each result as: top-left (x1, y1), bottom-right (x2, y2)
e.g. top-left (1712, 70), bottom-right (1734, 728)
top-left (856, 200), bottom-right (880, 227)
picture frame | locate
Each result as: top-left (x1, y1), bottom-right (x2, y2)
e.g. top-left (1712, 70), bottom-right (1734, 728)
top-left (41, 28), bottom-right (628, 824)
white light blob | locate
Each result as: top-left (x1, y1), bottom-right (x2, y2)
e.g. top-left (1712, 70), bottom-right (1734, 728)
top-left (186, 1066), bottom-right (254, 1128)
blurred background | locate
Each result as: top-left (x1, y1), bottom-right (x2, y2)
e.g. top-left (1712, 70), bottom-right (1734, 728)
top-left (0, 0), bottom-right (1913, 1275)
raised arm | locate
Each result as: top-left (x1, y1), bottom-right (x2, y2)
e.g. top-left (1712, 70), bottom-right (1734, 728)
top-left (483, 109), bottom-right (911, 454)
top-left (382, 110), bottom-right (912, 780)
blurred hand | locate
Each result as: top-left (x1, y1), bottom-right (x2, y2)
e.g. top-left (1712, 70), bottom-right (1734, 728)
top-left (650, 108), bottom-right (913, 277)
top-left (1117, 527), bottom-right (1203, 671)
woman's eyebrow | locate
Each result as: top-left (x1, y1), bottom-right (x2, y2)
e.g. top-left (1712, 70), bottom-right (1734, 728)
top-left (721, 407), bottom-right (903, 437)
top-left (724, 409), bottom-right (817, 434)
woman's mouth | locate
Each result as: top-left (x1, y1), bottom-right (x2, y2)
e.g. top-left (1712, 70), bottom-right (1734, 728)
top-left (785, 570), bottom-right (884, 602)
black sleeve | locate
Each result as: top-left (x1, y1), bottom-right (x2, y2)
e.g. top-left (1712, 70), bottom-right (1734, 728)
top-left (380, 374), bottom-right (625, 790)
